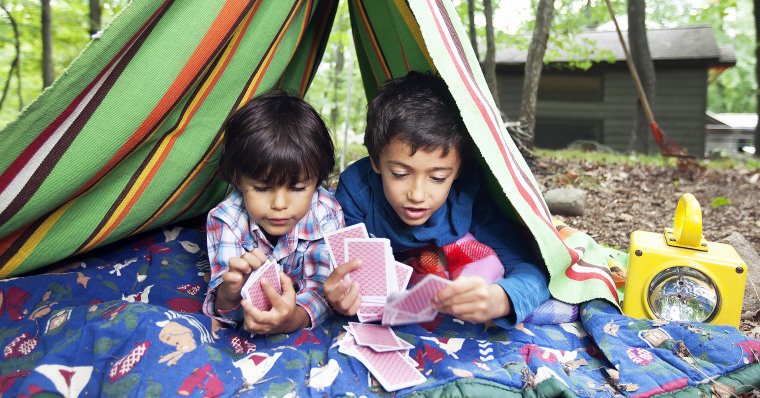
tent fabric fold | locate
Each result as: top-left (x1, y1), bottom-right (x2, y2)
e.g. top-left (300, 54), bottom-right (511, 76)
top-left (0, 0), bottom-right (624, 309)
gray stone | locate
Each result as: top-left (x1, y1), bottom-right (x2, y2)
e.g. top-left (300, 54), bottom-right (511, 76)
top-left (544, 187), bottom-right (587, 216)
top-left (719, 232), bottom-right (760, 314)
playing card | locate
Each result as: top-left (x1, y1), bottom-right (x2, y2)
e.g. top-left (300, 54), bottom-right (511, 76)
top-left (351, 345), bottom-right (426, 391)
top-left (394, 261), bottom-right (413, 292)
top-left (348, 323), bottom-right (413, 352)
top-left (240, 258), bottom-right (282, 311)
top-left (324, 223), bottom-right (369, 269)
top-left (385, 274), bottom-right (452, 314)
top-left (357, 304), bottom-right (384, 323)
top-left (382, 274), bottom-right (452, 325)
top-left (344, 238), bottom-right (394, 301)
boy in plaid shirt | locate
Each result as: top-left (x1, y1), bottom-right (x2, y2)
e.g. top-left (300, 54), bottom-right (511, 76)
top-left (203, 90), bottom-right (344, 334)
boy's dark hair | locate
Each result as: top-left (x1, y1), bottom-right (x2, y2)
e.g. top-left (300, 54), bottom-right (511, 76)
top-left (364, 71), bottom-right (472, 164)
top-left (219, 90), bottom-right (335, 188)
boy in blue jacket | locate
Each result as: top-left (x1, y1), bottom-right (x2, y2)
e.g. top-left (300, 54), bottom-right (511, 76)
top-left (324, 72), bottom-right (549, 329)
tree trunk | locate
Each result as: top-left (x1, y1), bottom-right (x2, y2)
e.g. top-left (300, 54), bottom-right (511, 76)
top-left (627, 0), bottom-right (656, 154)
top-left (89, 0), bottom-right (101, 37)
top-left (468, 0), bottom-right (478, 56)
top-left (483, 0), bottom-right (499, 110)
top-left (0, 0), bottom-right (21, 111)
top-left (754, 0), bottom-right (760, 157)
top-left (41, 0), bottom-right (54, 88)
top-left (518, 0), bottom-right (554, 147)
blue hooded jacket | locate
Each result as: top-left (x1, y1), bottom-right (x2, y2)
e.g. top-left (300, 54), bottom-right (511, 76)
top-left (335, 157), bottom-right (549, 328)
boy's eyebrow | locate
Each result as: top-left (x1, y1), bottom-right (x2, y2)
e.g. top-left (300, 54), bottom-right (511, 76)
top-left (386, 160), bottom-right (455, 172)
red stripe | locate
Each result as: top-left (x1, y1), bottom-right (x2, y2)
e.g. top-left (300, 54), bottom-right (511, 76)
top-left (0, 0), bottom-right (174, 195)
top-left (563, 258), bottom-right (619, 302)
top-left (426, 0), bottom-right (581, 265)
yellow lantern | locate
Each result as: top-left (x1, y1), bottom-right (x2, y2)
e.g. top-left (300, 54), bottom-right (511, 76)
top-left (622, 193), bottom-right (747, 327)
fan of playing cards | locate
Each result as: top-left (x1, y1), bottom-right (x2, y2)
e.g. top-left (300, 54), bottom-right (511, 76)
top-left (338, 322), bottom-right (426, 391)
top-left (325, 224), bottom-right (453, 325)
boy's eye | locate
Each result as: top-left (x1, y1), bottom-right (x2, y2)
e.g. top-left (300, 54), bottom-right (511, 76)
top-left (252, 186), bottom-right (270, 192)
top-left (430, 176), bottom-right (447, 183)
top-left (391, 172), bottom-right (408, 179)
top-left (291, 185), bottom-right (307, 192)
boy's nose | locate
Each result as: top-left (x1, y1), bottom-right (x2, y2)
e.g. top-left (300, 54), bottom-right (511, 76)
top-left (407, 179), bottom-right (426, 203)
top-left (271, 188), bottom-right (288, 209)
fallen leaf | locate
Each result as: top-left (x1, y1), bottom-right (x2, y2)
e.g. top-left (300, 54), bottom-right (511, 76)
top-left (673, 340), bottom-right (692, 358)
top-left (711, 381), bottom-right (736, 398)
top-left (622, 383), bottom-right (639, 392)
top-left (566, 358), bottom-right (588, 370)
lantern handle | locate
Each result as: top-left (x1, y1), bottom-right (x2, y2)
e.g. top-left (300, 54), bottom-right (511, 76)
top-left (672, 193), bottom-right (703, 248)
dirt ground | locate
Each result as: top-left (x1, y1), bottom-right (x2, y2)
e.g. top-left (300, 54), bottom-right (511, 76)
top-left (530, 156), bottom-right (760, 337)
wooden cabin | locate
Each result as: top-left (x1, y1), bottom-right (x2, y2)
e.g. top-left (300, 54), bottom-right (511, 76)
top-left (495, 26), bottom-right (736, 155)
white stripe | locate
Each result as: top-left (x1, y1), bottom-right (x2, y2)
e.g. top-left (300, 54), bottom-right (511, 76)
top-left (568, 261), bottom-right (615, 285)
top-left (426, 0), bottom-right (551, 222)
top-left (0, 48), bottom-right (128, 215)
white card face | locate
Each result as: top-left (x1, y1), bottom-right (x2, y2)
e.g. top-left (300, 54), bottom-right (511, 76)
top-left (240, 259), bottom-right (282, 311)
top-left (324, 223), bottom-right (369, 269)
top-left (344, 238), bottom-right (394, 301)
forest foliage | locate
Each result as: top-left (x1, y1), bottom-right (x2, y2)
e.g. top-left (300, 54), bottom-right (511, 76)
top-left (0, 0), bottom-right (755, 133)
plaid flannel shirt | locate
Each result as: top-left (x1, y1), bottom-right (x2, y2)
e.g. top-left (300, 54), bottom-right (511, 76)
top-left (203, 187), bottom-right (344, 329)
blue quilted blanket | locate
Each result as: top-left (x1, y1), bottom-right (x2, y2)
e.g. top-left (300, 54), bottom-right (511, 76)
top-left (1, 225), bottom-right (759, 397)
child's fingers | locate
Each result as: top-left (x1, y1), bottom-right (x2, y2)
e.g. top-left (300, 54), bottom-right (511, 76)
top-left (241, 248), bottom-right (267, 271)
top-left (241, 299), bottom-right (268, 333)
top-left (334, 280), bottom-right (362, 316)
top-left (324, 260), bottom-right (362, 304)
top-left (228, 257), bottom-right (253, 276)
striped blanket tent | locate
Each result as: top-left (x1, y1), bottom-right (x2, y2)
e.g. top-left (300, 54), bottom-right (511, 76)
top-left (0, 0), bottom-right (626, 308)
top-left (4, 2), bottom-right (760, 397)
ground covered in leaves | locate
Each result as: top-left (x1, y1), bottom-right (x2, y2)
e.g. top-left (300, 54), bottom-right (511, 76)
top-left (531, 156), bottom-right (760, 338)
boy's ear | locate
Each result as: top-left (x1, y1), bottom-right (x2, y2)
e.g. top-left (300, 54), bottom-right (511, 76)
top-left (369, 157), bottom-right (381, 174)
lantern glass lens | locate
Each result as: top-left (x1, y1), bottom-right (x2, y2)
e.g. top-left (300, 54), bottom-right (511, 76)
top-left (647, 266), bottom-right (718, 323)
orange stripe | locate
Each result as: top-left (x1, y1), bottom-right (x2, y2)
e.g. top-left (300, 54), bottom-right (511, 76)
top-left (77, 1), bottom-right (254, 196)
top-left (298, 1), bottom-right (330, 95)
top-left (0, 201), bottom-right (76, 278)
top-left (78, 3), bottom-right (261, 252)
top-left (353, 0), bottom-right (391, 80)
top-left (134, 135), bottom-right (223, 234)
top-left (241, 0), bottom-right (306, 104)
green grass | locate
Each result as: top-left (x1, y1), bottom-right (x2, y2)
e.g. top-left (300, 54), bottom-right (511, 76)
top-left (535, 148), bottom-right (760, 170)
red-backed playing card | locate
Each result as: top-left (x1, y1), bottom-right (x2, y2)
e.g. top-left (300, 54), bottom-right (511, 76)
top-left (324, 224), bottom-right (369, 269)
top-left (348, 322), bottom-right (413, 352)
top-left (386, 274), bottom-right (451, 313)
top-left (240, 259), bottom-right (282, 311)
top-left (344, 238), bottom-right (394, 301)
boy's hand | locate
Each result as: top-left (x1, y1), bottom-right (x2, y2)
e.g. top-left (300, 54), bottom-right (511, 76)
top-left (432, 276), bottom-right (511, 323)
top-left (241, 272), bottom-right (310, 334)
top-left (323, 259), bottom-right (363, 316)
top-left (216, 248), bottom-right (268, 311)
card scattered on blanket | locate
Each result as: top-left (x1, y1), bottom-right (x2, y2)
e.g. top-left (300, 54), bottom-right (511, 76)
top-left (240, 258), bottom-right (282, 311)
top-left (339, 325), bottom-right (425, 392)
top-left (348, 322), bottom-right (413, 352)
top-left (325, 223), bottom-right (369, 269)
top-left (383, 274), bottom-right (452, 325)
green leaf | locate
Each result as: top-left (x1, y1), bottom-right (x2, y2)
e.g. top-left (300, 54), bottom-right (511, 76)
top-left (711, 197), bottom-right (732, 208)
